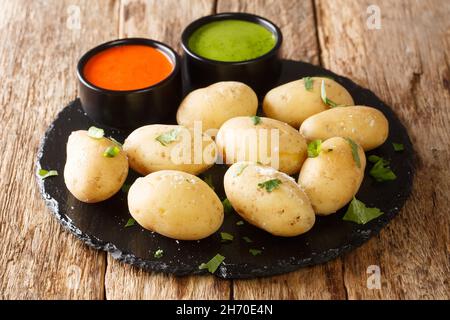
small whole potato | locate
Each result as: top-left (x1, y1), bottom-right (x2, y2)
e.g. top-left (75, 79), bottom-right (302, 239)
top-left (123, 124), bottom-right (217, 176)
top-left (298, 137), bottom-right (366, 215)
top-left (224, 162), bottom-right (315, 237)
top-left (176, 81), bottom-right (258, 131)
top-left (299, 106), bottom-right (389, 151)
top-left (216, 116), bottom-right (308, 175)
top-left (263, 77), bottom-right (354, 128)
top-left (128, 170), bottom-right (224, 240)
top-left (64, 130), bottom-right (128, 203)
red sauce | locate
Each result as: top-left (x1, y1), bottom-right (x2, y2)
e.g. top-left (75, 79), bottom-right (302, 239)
top-left (83, 45), bottom-right (173, 91)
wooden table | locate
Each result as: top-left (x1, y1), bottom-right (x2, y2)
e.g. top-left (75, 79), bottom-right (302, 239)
top-left (0, 0), bottom-right (448, 300)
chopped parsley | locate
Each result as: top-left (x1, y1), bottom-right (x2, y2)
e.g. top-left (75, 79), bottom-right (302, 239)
top-left (125, 218), bottom-right (136, 227)
top-left (222, 198), bottom-right (233, 214)
top-left (320, 80), bottom-right (340, 108)
top-left (258, 179), bottom-right (282, 193)
top-left (343, 197), bottom-right (384, 224)
top-left (155, 128), bottom-right (180, 146)
top-left (199, 254), bottom-right (225, 274)
top-left (345, 138), bottom-right (361, 168)
top-left (304, 77), bottom-right (314, 91)
top-left (121, 183), bottom-right (131, 193)
top-left (103, 145), bottom-right (120, 158)
top-left (392, 143), bottom-right (404, 152)
top-left (250, 115), bottom-right (261, 125)
top-left (234, 163), bottom-right (248, 177)
top-left (368, 155), bottom-right (396, 182)
top-left (220, 232), bottom-right (234, 242)
top-left (154, 249), bottom-right (164, 258)
top-left (87, 126), bottom-right (104, 139)
top-left (202, 174), bottom-right (215, 190)
top-left (249, 249), bottom-right (262, 256)
top-left (307, 140), bottom-right (322, 158)
top-left (38, 169), bottom-right (58, 179)
top-left (243, 236), bottom-right (253, 243)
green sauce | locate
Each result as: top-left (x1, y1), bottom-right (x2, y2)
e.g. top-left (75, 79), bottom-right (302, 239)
top-left (188, 19), bottom-right (276, 62)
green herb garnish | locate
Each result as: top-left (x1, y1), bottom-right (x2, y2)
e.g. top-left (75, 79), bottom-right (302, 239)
top-left (243, 236), bottom-right (253, 243)
top-left (304, 77), bottom-right (314, 91)
top-left (258, 178), bottom-right (282, 193)
top-left (202, 175), bottom-right (214, 190)
top-left (345, 138), bottom-right (361, 168)
top-left (125, 218), bottom-right (136, 227)
top-left (155, 128), bottom-right (180, 146)
top-left (320, 80), bottom-right (340, 108)
top-left (38, 169), bottom-right (58, 179)
top-left (154, 249), bottom-right (164, 258)
top-left (236, 220), bottom-right (244, 226)
top-left (87, 126), bottom-right (104, 139)
top-left (103, 145), bottom-right (120, 158)
top-left (369, 155), bottom-right (396, 182)
top-left (121, 183), bottom-right (131, 193)
top-left (199, 254), bottom-right (225, 274)
top-left (234, 163), bottom-right (248, 177)
top-left (343, 197), bottom-right (384, 224)
top-left (222, 198), bottom-right (233, 214)
top-left (249, 249), bottom-right (262, 256)
top-left (307, 139), bottom-right (322, 158)
top-left (392, 143), bottom-right (404, 152)
top-left (250, 115), bottom-right (261, 125)
top-left (220, 232), bottom-right (234, 242)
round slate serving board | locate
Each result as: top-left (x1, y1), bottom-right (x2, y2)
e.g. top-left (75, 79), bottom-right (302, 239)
top-left (36, 60), bottom-right (414, 279)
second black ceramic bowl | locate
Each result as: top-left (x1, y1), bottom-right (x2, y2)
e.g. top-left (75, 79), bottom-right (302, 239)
top-left (77, 38), bottom-right (182, 129)
top-left (181, 13), bottom-right (283, 96)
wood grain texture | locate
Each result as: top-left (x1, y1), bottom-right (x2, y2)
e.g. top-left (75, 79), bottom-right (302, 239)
top-left (316, 0), bottom-right (450, 299)
top-left (217, 0), bottom-right (319, 63)
top-left (119, 0), bottom-right (215, 51)
top-left (104, 0), bottom-right (230, 300)
top-left (0, 0), bottom-right (120, 299)
top-left (216, 0), bottom-right (346, 300)
top-left (1, 0), bottom-right (448, 300)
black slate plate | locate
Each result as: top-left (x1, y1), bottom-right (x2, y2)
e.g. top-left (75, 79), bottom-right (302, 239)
top-left (36, 60), bottom-right (414, 279)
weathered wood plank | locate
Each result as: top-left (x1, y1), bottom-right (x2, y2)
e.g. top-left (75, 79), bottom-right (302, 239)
top-left (216, 0), bottom-right (347, 300)
top-left (316, 0), bottom-right (450, 299)
top-left (104, 0), bottom-right (231, 300)
top-left (217, 0), bottom-right (319, 63)
top-left (0, 0), bottom-right (120, 299)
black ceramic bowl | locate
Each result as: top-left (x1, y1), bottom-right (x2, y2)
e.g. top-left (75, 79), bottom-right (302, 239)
top-left (181, 12), bottom-right (283, 96)
top-left (77, 38), bottom-right (182, 129)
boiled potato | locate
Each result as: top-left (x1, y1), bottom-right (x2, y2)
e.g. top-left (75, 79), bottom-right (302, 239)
top-left (263, 77), bottom-right (354, 128)
top-left (224, 162), bottom-right (315, 237)
top-left (64, 130), bottom-right (128, 203)
top-left (298, 137), bottom-right (366, 215)
top-left (176, 81), bottom-right (258, 131)
top-left (128, 170), bottom-right (223, 240)
top-left (123, 124), bottom-right (217, 176)
top-left (299, 106), bottom-right (389, 151)
top-left (216, 116), bottom-right (307, 175)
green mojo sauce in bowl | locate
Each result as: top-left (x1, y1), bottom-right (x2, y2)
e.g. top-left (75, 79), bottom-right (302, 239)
top-left (188, 19), bottom-right (277, 62)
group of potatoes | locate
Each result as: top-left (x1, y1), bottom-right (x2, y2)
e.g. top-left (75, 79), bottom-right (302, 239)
top-left (64, 78), bottom-right (389, 240)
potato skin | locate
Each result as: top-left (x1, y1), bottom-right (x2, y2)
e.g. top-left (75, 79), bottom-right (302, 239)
top-left (263, 77), bottom-right (354, 128)
top-left (216, 116), bottom-right (308, 175)
top-left (64, 130), bottom-right (128, 203)
top-left (298, 137), bottom-right (366, 215)
top-left (300, 106), bottom-right (389, 151)
top-left (123, 124), bottom-right (217, 176)
top-left (128, 170), bottom-right (224, 240)
top-left (176, 81), bottom-right (258, 131)
top-left (224, 162), bottom-right (315, 237)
